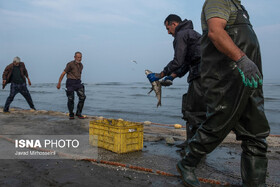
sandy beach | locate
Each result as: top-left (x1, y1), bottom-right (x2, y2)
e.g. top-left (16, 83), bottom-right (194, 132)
top-left (0, 108), bottom-right (279, 187)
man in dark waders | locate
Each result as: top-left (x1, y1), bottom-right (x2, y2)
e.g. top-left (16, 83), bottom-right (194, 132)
top-left (147, 14), bottom-right (206, 148)
top-left (57, 52), bottom-right (86, 120)
top-left (176, 1), bottom-right (270, 187)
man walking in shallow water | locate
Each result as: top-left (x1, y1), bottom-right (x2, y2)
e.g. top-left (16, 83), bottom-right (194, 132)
top-left (57, 52), bottom-right (86, 120)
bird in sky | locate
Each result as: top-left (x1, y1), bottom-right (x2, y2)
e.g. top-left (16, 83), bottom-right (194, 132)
top-left (131, 60), bottom-right (137, 64)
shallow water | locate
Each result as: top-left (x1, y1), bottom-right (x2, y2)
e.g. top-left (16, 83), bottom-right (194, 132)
top-left (1, 80), bottom-right (279, 134)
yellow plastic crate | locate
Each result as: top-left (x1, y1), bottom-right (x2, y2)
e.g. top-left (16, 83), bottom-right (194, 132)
top-left (89, 119), bottom-right (143, 154)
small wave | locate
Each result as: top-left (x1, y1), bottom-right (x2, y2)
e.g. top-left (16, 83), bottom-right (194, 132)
top-left (264, 97), bottom-right (280, 101)
top-left (32, 83), bottom-right (58, 87)
top-left (166, 87), bottom-right (186, 90)
top-left (0, 90), bottom-right (9, 93)
top-left (269, 122), bottom-right (280, 126)
top-left (166, 114), bottom-right (183, 119)
top-left (130, 94), bottom-right (148, 97)
top-left (263, 83), bottom-right (280, 87)
top-left (162, 95), bottom-right (182, 100)
top-left (93, 82), bottom-right (130, 86)
top-left (130, 86), bottom-right (149, 89)
top-left (30, 91), bottom-right (55, 94)
top-left (131, 82), bottom-right (147, 85)
top-left (141, 87), bottom-right (153, 90)
top-left (99, 109), bottom-right (143, 115)
top-left (265, 108), bottom-right (280, 113)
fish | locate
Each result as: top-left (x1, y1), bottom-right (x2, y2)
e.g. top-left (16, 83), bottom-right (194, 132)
top-left (160, 79), bottom-right (173, 87)
top-left (145, 70), bottom-right (162, 107)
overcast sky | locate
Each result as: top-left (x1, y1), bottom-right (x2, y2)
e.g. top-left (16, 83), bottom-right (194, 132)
top-left (1, 0), bottom-right (279, 83)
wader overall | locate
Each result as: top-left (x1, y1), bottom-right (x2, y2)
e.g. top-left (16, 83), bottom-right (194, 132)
top-left (66, 79), bottom-right (86, 116)
top-left (182, 1), bottom-right (270, 186)
top-left (182, 65), bottom-right (206, 142)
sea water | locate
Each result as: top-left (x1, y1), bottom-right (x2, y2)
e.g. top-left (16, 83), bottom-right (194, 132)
top-left (1, 80), bottom-right (279, 134)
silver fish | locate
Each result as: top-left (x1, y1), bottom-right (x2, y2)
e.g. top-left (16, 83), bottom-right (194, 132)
top-left (145, 70), bottom-right (162, 107)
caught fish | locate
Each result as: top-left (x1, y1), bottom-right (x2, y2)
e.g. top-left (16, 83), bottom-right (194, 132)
top-left (160, 79), bottom-right (173, 87)
top-left (145, 70), bottom-right (162, 107)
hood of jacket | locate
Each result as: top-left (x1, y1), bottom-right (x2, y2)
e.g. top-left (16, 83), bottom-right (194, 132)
top-left (174, 19), bottom-right (194, 37)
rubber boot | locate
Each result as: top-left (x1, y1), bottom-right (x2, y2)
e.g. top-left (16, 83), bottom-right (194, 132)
top-left (176, 161), bottom-right (200, 187)
top-left (176, 122), bottom-right (198, 149)
top-left (241, 153), bottom-right (268, 187)
top-left (76, 100), bottom-right (85, 116)
top-left (76, 87), bottom-right (86, 116)
top-left (66, 91), bottom-right (74, 116)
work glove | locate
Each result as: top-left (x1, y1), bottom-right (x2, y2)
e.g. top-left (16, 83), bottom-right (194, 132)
top-left (235, 55), bottom-right (263, 88)
top-left (147, 73), bottom-right (161, 83)
top-left (160, 76), bottom-right (174, 87)
top-left (163, 76), bottom-right (174, 81)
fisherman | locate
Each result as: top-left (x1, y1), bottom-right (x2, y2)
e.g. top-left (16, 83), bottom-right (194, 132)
top-left (176, 1), bottom-right (270, 186)
top-left (2, 56), bottom-right (36, 112)
top-left (147, 14), bottom-right (206, 148)
top-left (57, 52), bottom-right (86, 120)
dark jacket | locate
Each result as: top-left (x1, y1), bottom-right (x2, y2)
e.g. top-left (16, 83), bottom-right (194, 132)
top-left (2, 62), bottom-right (28, 85)
top-left (163, 19), bottom-right (201, 82)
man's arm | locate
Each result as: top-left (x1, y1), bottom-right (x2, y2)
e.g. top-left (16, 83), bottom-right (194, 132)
top-left (2, 65), bottom-right (10, 89)
top-left (2, 80), bottom-right (6, 89)
top-left (57, 71), bottom-right (66, 89)
top-left (22, 63), bottom-right (31, 86)
top-left (21, 63), bottom-right (29, 79)
top-left (207, 17), bottom-right (245, 61)
top-left (163, 32), bottom-right (188, 76)
top-left (2, 65), bottom-right (10, 81)
top-left (27, 77), bottom-right (32, 86)
top-left (207, 17), bottom-right (262, 88)
top-left (173, 62), bottom-right (190, 78)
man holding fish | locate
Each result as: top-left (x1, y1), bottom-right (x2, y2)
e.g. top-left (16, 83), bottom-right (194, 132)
top-left (146, 14), bottom-right (206, 148)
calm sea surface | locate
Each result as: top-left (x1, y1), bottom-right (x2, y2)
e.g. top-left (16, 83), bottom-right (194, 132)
top-left (1, 80), bottom-right (279, 134)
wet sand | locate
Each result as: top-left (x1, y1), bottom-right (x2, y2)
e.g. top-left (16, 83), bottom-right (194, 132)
top-left (0, 108), bottom-right (279, 187)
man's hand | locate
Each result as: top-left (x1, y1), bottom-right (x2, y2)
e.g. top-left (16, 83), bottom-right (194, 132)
top-left (57, 71), bottom-right (66, 89)
top-left (28, 79), bottom-right (32, 86)
top-left (2, 80), bottom-right (6, 89)
top-left (236, 55), bottom-right (262, 88)
top-left (160, 74), bottom-right (176, 87)
top-left (57, 82), bottom-right (61, 89)
top-left (160, 78), bottom-right (173, 87)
